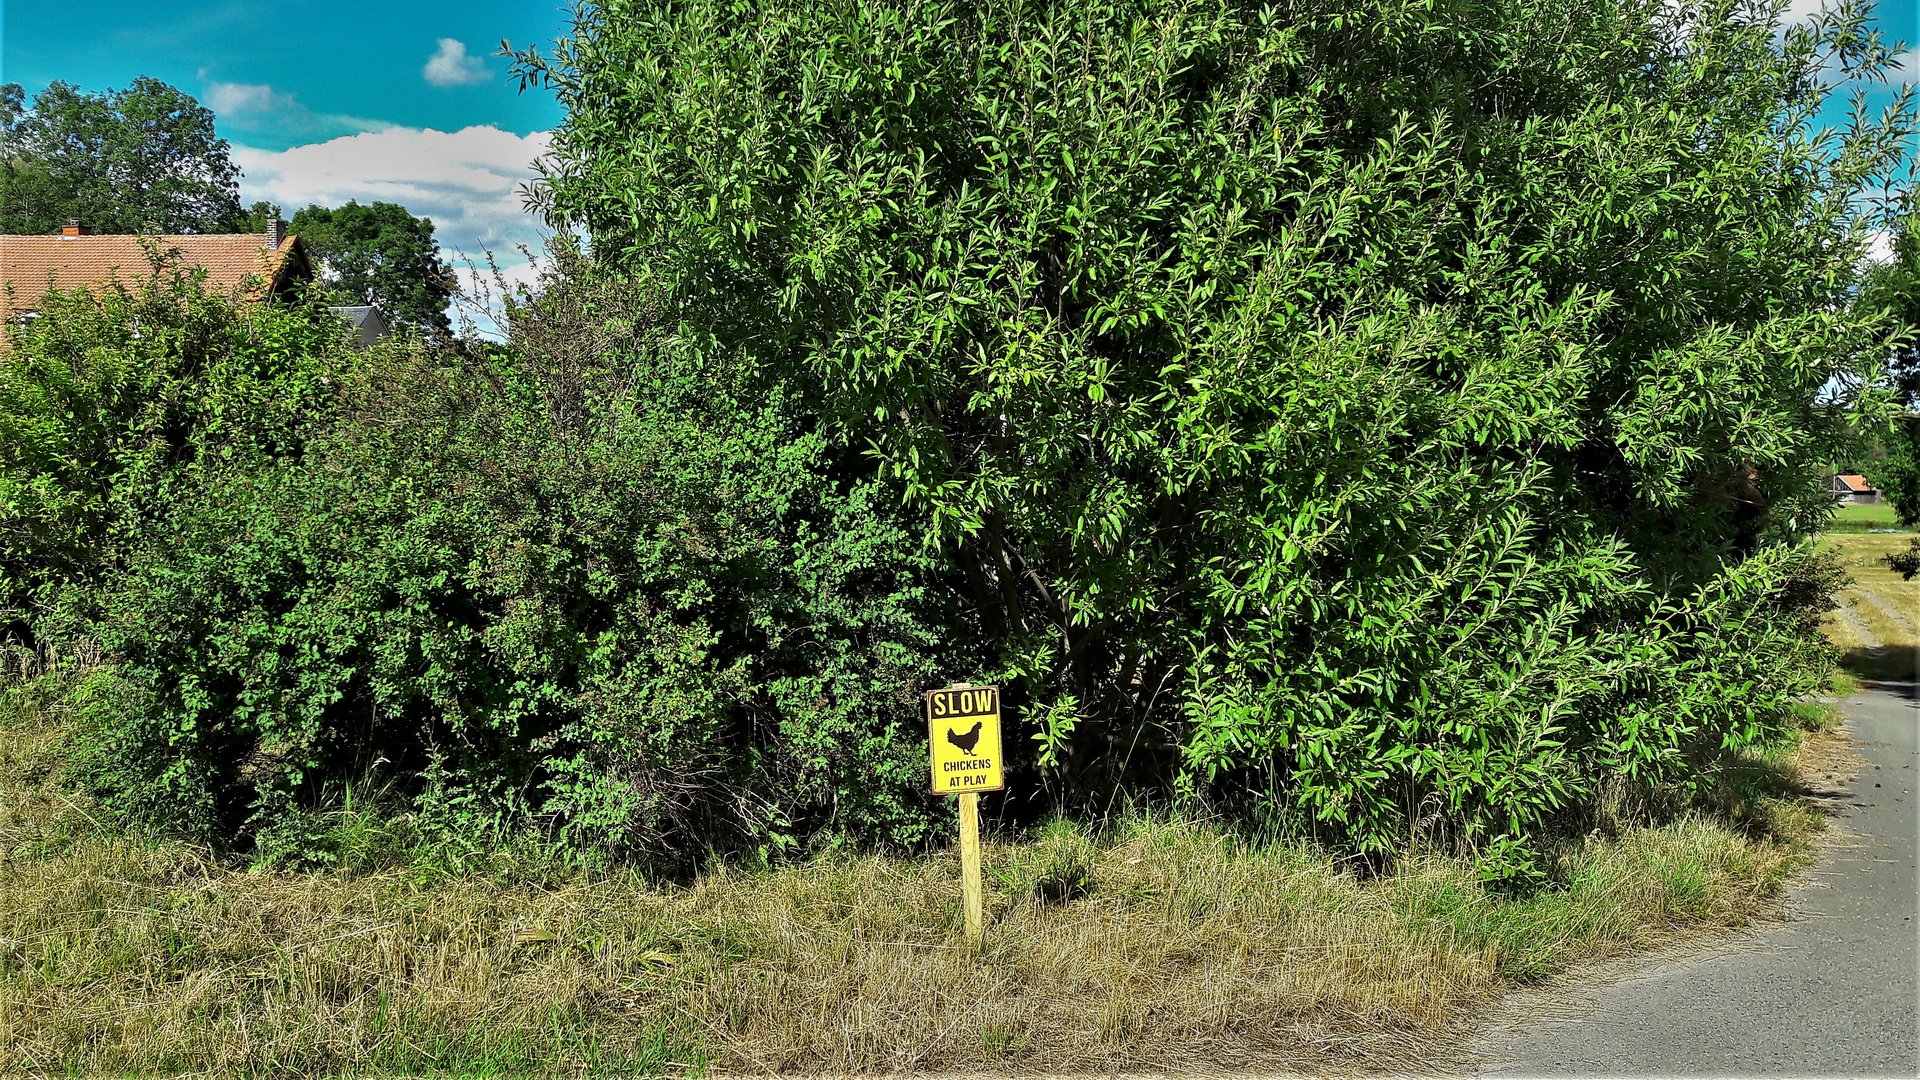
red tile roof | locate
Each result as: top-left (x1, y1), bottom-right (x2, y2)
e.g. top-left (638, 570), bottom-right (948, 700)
top-left (1837, 474), bottom-right (1876, 493)
top-left (0, 232), bottom-right (311, 311)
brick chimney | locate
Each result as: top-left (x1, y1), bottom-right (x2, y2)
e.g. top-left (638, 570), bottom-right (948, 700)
top-left (61, 219), bottom-right (88, 238)
top-left (264, 209), bottom-right (285, 248)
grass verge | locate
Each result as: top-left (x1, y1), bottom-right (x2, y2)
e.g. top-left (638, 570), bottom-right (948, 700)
top-left (0, 686), bottom-right (1848, 1076)
top-left (1826, 668), bottom-right (1862, 699)
top-left (1824, 501), bottom-right (1915, 533)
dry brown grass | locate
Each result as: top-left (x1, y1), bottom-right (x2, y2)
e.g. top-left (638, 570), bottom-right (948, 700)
top-left (0, 690), bottom-right (1840, 1077)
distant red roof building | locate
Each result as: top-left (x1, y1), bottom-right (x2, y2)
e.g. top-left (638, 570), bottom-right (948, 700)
top-left (0, 220), bottom-right (314, 316)
top-left (1831, 473), bottom-right (1881, 504)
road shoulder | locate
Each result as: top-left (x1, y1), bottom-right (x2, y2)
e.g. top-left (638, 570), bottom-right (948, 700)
top-left (1463, 682), bottom-right (1919, 1078)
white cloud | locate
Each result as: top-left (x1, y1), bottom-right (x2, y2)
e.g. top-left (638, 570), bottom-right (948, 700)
top-left (1780, 0), bottom-right (1826, 24)
top-left (233, 125), bottom-right (553, 340)
top-left (203, 80), bottom-right (394, 138)
top-left (234, 124), bottom-right (551, 256)
top-left (206, 81), bottom-right (295, 116)
top-left (1892, 48), bottom-right (1918, 85)
top-left (1866, 228), bottom-right (1897, 265)
top-left (424, 39), bottom-right (490, 87)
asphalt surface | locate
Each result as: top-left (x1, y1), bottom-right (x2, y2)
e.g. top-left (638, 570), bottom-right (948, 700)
top-left (1472, 679), bottom-right (1920, 1078)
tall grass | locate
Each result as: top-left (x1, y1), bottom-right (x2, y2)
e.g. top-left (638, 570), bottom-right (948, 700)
top-left (0, 684), bottom-right (1846, 1076)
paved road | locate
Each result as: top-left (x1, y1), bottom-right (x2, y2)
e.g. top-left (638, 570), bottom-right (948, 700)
top-left (1472, 680), bottom-right (1920, 1078)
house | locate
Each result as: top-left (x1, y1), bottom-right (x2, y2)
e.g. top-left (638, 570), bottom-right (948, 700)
top-left (329, 305), bottom-right (389, 348)
top-left (0, 217), bottom-right (315, 325)
top-left (1831, 474), bottom-right (1880, 504)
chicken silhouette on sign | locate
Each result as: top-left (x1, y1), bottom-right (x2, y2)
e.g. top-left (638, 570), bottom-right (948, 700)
top-left (927, 685), bottom-right (1003, 793)
top-left (946, 720), bottom-right (984, 756)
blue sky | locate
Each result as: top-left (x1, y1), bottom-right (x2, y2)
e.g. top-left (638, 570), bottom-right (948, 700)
top-left (1801, 0), bottom-right (1919, 175)
top-left (1, 0), bottom-right (1914, 320)
top-left (4, 0), bottom-right (1907, 140)
top-left (1, 0), bottom-right (566, 149)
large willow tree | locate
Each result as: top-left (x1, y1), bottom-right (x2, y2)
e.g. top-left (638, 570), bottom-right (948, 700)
top-left (513, 0), bottom-right (1912, 873)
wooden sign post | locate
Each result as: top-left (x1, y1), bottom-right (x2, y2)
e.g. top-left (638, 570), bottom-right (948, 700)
top-left (957, 790), bottom-right (983, 944)
top-left (927, 684), bottom-right (1003, 948)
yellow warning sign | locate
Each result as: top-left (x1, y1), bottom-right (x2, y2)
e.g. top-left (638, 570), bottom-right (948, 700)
top-left (927, 685), bottom-right (1004, 795)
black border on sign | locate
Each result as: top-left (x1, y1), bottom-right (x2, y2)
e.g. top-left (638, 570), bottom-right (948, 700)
top-left (926, 685), bottom-right (1005, 794)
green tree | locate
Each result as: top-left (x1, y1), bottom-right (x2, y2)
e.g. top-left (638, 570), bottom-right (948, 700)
top-left (290, 201), bottom-right (455, 337)
top-left (0, 78), bottom-right (243, 234)
top-left (1861, 205), bottom-right (1920, 523)
top-left (512, 0), bottom-right (1912, 873)
top-left (236, 200), bottom-right (280, 232)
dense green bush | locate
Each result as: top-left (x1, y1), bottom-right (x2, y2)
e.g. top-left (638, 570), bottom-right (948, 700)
top-left (1, 262), bottom-right (347, 646)
top-left (59, 253), bottom-right (967, 864)
top-left (513, 0), bottom-right (1911, 873)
